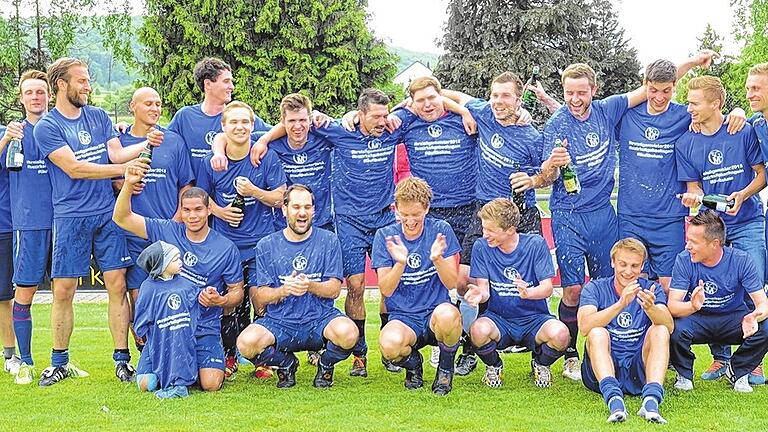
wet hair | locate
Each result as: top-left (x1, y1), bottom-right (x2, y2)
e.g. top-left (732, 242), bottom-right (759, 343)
top-left (47, 58), bottom-right (88, 95)
top-left (478, 198), bottom-right (521, 231)
top-left (394, 177), bottom-right (432, 209)
top-left (193, 57), bottom-right (232, 94)
top-left (279, 93), bottom-right (313, 119)
top-left (180, 187), bottom-right (210, 206)
top-left (610, 238), bottom-right (648, 262)
top-left (689, 210), bottom-right (726, 244)
top-left (282, 184), bottom-right (315, 206)
top-left (491, 71), bottom-right (524, 97)
top-left (357, 88), bottom-right (390, 113)
top-left (561, 63), bottom-right (597, 88)
top-left (645, 59), bottom-right (677, 84)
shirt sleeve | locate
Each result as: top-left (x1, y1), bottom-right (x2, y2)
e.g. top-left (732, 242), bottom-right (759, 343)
top-left (744, 126), bottom-right (764, 166)
top-left (254, 240), bottom-right (278, 288)
top-left (674, 135), bottom-right (700, 182)
top-left (323, 233), bottom-right (344, 281)
top-left (438, 221), bottom-right (462, 258)
top-left (371, 228), bottom-right (393, 269)
top-left (468, 240), bottom-right (489, 280)
top-left (533, 237), bottom-right (556, 280)
top-left (670, 253), bottom-right (693, 293)
top-left (195, 158), bottom-right (214, 196)
top-left (167, 110), bottom-right (182, 135)
top-left (145, 218), bottom-right (170, 243)
top-left (34, 119), bottom-right (68, 158)
top-left (262, 150), bottom-right (288, 189)
top-left (598, 94), bottom-right (630, 128)
top-left (739, 253), bottom-right (763, 294)
top-left (172, 132), bottom-right (195, 187)
top-left (222, 243), bottom-right (244, 286)
top-left (387, 109), bottom-right (418, 143)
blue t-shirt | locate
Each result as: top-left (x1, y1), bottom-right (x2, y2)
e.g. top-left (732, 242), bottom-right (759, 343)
top-left (469, 234), bottom-right (555, 319)
top-left (542, 95), bottom-right (628, 212)
top-left (254, 228), bottom-right (343, 324)
top-left (197, 148), bottom-right (286, 249)
top-left (617, 102), bottom-right (689, 217)
top-left (268, 132), bottom-right (333, 227)
top-left (145, 219), bottom-right (242, 337)
top-left (676, 124), bottom-right (764, 227)
top-left (670, 247), bottom-right (762, 314)
top-left (372, 218), bottom-right (461, 316)
top-left (312, 110), bottom-right (417, 215)
top-left (466, 99), bottom-right (542, 206)
top-left (580, 277), bottom-right (667, 365)
top-left (4, 121), bottom-right (54, 230)
top-left (0, 131), bottom-right (10, 233)
top-left (35, 106), bottom-right (118, 218)
top-left (119, 126), bottom-right (195, 220)
top-left (167, 104), bottom-right (271, 164)
top-left (402, 111), bottom-right (477, 207)
top-left (134, 276), bottom-right (199, 388)
top-left (749, 113), bottom-right (768, 161)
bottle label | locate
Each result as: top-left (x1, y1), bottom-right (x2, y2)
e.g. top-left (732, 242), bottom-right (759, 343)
top-left (12, 152), bottom-right (23, 166)
top-left (715, 202), bottom-right (727, 212)
top-left (564, 178), bottom-right (578, 193)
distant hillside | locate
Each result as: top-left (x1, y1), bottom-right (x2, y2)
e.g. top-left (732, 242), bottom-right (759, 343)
top-left (390, 46), bottom-right (441, 74)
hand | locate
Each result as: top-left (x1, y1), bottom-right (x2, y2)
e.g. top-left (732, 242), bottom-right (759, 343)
top-left (528, 81), bottom-right (549, 100)
top-left (282, 271), bottom-right (308, 297)
top-left (131, 181), bottom-right (145, 196)
top-left (693, 49), bottom-right (720, 69)
top-left (385, 235), bottom-right (409, 265)
top-left (1, 121), bottom-right (24, 142)
top-left (311, 110), bottom-right (332, 128)
top-left (515, 108), bottom-right (532, 126)
top-left (679, 192), bottom-right (703, 209)
top-left (430, 233), bottom-right (447, 262)
top-left (210, 153), bottom-right (228, 172)
top-left (509, 172), bottom-right (534, 193)
top-left (114, 121), bottom-right (131, 134)
top-left (217, 203), bottom-right (244, 225)
top-left (514, 278), bottom-right (530, 299)
top-left (464, 283), bottom-right (483, 307)
top-left (636, 284), bottom-right (657, 310)
top-left (385, 113), bottom-right (402, 134)
top-left (146, 127), bottom-right (164, 147)
top-left (250, 140), bottom-right (268, 166)
top-left (234, 176), bottom-right (256, 197)
top-left (742, 312), bottom-right (759, 339)
top-left (124, 158), bottom-right (150, 185)
top-left (689, 121), bottom-right (702, 134)
top-left (341, 110), bottom-right (359, 132)
top-left (724, 108), bottom-right (747, 135)
top-left (725, 190), bottom-right (745, 216)
top-left (547, 140), bottom-right (571, 167)
top-left (198, 286), bottom-right (226, 307)
top-left (690, 281), bottom-right (706, 311)
top-left (112, 178), bottom-right (125, 193)
top-left (619, 281), bottom-right (641, 307)
top-left (460, 111), bottom-right (477, 135)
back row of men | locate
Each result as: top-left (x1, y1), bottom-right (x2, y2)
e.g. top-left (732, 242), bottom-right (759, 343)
top-left (0, 54), bottom-right (767, 415)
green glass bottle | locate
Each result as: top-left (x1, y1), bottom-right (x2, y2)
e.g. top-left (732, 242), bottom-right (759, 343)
top-left (556, 139), bottom-right (580, 195)
top-left (522, 66), bottom-right (541, 107)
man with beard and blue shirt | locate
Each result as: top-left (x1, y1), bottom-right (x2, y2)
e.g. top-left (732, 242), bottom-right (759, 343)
top-left (463, 198), bottom-right (569, 389)
top-left (578, 238), bottom-right (673, 424)
top-left (668, 211), bottom-right (768, 393)
top-left (34, 58), bottom-right (154, 387)
top-left (677, 76), bottom-right (766, 384)
top-left (237, 184), bottom-right (358, 388)
top-left (373, 177), bottom-right (462, 395)
top-left (0, 70), bottom-right (53, 384)
top-left (197, 101), bottom-right (286, 378)
top-left (114, 171), bottom-right (244, 392)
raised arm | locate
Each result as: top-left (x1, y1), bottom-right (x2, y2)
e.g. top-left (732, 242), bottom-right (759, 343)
top-left (112, 164), bottom-right (150, 239)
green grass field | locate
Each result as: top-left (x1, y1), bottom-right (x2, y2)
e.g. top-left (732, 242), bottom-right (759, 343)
top-left (2, 299), bottom-right (767, 432)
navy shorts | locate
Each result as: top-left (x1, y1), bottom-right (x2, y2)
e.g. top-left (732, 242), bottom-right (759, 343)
top-left (618, 214), bottom-right (685, 278)
top-left (51, 212), bottom-right (132, 278)
top-left (335, 207), bottom-right (394, 276)
top-left (390, 304), bottom-right (457, 349)
top-left (552, 204), bottom-right (617, 286)
top-left (461, 201), bottom-right (542, 265)
top-left (258, 309), bottom-right (345, 352)
top-left (125, 235), bottom-right (151, 290)
top-left (195, 334), bottom-right (225, 371)
top-left (0, 233), bottom-right (13, 301)
top-left (480, 310), bottom-right (556, 351)
top-left (12, 229), bottom-right (51, 287)
top-left (582, 344), bottom-right (646, 396)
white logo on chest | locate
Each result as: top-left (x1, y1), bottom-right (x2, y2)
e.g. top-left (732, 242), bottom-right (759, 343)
top-left (616, 312), bottom-right (633, 328)
top-left (707, 150), bottom-right (723, 165)
top-left (167, 294), bottom-right (182, 311)
top-left (183, 252), bottom-right (198, 267)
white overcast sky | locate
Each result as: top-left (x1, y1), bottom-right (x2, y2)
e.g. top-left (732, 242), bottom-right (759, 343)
top-left (366, 0), bottom-right (738, 65)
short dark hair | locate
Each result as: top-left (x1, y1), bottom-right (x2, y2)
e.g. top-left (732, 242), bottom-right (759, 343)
top-left (180, 186), bottom-right (209, 206)
top-left (357, 88), bottom-right (390, 112)
top-left (689, 210), bottom-right (726, 244)
top-left (645, 59), bottom-right (677, 84)
top-left (193, 57), bottom-right (231, 94)
top-left (491, 71), bottom-right (524, 97)
top-left (283, 184), bottom-right (314, 206)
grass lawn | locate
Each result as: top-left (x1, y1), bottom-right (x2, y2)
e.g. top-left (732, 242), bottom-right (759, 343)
top-left (2, 298), bottom-right (766, 432)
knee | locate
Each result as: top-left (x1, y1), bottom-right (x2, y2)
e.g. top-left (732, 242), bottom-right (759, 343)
top-left (332, 319), bottom-right (359, 349)
top-left (378, 329), bottom-right (406, 359)
top-left (648, 324), bottom-right (671, 342)
top-left (346, 277), bottom-right (365, 297)
top-left (433, 304), bottom-right (461, 330)
top-left (469, 319), bottom-right (493, 345)
top-left (562, 285), bottom-right (582, 305)
top-left (199, 374), bottom-right (223, 392)
top-left (586, 327), bottom-right (610, 349)
top-left (550, 323), bottom-right (571, 349)
top-left (103, 271), bottom-right (127, 291)
top-left (52, 284), bottom-right (76, 304)
top-left (236, 329), bottom-right (265, 358)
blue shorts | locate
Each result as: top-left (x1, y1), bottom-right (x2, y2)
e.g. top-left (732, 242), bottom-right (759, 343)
top-left (390, 304), bottom-right (455, 349)
top-left (258, 308), bottom-right (344, 352)
top-left (552, 205), bottom-right (617, 286)
top-left (195, 334), bottom-right (225, 371)
top-left (12, 229), bottom-right (51, 287)
top-left (480, 310), bottom-right (556, 351)
top-left (125, 235), bottom-right (151, 290)
top-left (335, 207), bottom-right (394, 276)
top-left (618, 214), bottom-right (684, 278)
top-left (0, 233), bottom-right (13, 301)
top-left (51, 212), bottom-right (132, 278)
top-left (582, 344), bottom-right (646, 396)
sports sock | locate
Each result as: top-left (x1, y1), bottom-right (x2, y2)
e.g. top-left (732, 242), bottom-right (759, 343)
top-left (252, 346), bottom-right (294, 369)
top-left (438, 342), bottom-right (459, 372)
top-left (113, 348), bottom-right (130, 365)
top-left (460, 331), bottom-right (475, 355)
top-left (351, 318), bottom-right (367, 356)
top-left (475, 341), bottom-right (501, 367)
top-left (379, 313), bottom-right (389, 329)
top-left (51, 349), bottom-right (69, 368)
top-left (3, 346), bottom-right (16, 360)
top-left (535, 343), bottom-right (565, 367)
top-left (599, 377), bottom-right (624, 411)
top-left (394, 350), bottom-right (421, 371)
top-left (641, 382), bottom-right (664, 411)
top-left (12, 302), bottom-right (32, 364)
top-left (221, 315), bottom-right (238, 357)
top-left (558, 301), bottom-right (579, 359)
top-left (320, 342), bottom-right (352, 367)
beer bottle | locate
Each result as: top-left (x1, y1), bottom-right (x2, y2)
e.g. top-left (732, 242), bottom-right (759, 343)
top-left (138, 142), bottom-right (153, 163)
top-left (522, 66), bottom-right (541, 108)
top-left (5, 120), bottom-right (25, 171)
top-left (509, 162), bottom-right (528, 212)
top-left (230, 193), bottom-right (246, 228)
top-left (675, 193), bottom-right (734, 212)
top-left (556, 139), bottom-right (580, 195)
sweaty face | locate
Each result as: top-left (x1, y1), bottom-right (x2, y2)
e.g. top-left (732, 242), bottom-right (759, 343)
top-left (131, 90), bottom-right (162, 126)
top-left (646, 81), bottom-right (675, 114)
top-left (63, 66), bottom-right (91, 108)
top-left (411, 86), bottom-right (445, 122)
top-left (360, 104), bottom-right (389, 137)
top-left (563, 77), bottom-right (596, 120)
top-left (481, 218), bottom-right (514, 248)
top-left (396, 200), bottom-right (428, 239)
top-left (489, 81), bottom-right (521, 122)
top-left (611, 249), bottom-right (644, 289)
top-left (222, 107), bottom-right (254, 146)
top-left (282, 108), bottom-right (311, 145)
top-left (684, 224), bottom-right (718, 263)
top-left (283, 189), bottom-right (314, 236)
top-left (686, 89), bottom-right (719, 124)
top-left (746, 73), bottom-right (768, 114)
top-left (181, 197), bottom-right (210, 233)
top-left (206, 70), bottom-right (234, 104)
top-left (19, 78), bottom-right (50, 116)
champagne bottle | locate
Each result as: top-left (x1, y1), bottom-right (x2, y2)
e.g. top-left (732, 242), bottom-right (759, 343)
top-left (509, 162), bottom-right (528, 212)
top-left (675, 193), bottom-right (734, 212)
top-left (555, 139), bottom-right (580, 195)
top-left (522, 66), bottom-right (541, 107)
top-left (5, 120), bottom-right (25, 171)
top-left (230, 192), bottom-right (246, 228)
top-left (138, 142), bottom-right (153, 163)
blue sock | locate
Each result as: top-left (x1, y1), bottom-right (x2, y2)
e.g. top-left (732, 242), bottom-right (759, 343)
top-left (599, 377), bottom-right (624, 411)
top-left (253, 346), bottom-right (295, 369)
top-left (320, 342), bottom-right (352, 367)
top-left (535, 343), bottom-right (564, 366)
top-left (12, 302), bottom-right (33, 365)
top-left (641, 382), bottom-right (664, 411)
top-left (113, 349), bottom-right (130, 365)
top-left (395, 350), bottom-right (422, 371)
top-left (476, 341), bottom-right (501, 367)
top-left (51, 349), bottom-right (69, 367)
top-left (438, 342), bottom-right (459, 372)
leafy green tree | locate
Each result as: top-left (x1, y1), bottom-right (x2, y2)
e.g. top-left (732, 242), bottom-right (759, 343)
top-left (727, 0), bottom-right (768, 115)
top-left (139, 0), bottom-right (400, 123)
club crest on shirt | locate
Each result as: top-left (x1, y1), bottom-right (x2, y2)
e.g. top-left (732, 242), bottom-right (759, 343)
top-left (490, 133), bottom-right (504, 149)
top-left (585, 132), bottom-right (600, 148)
top-left (503, 267), bottom-right (520, 281)
top-left (367, 139), bottom-right (382, 150)
top-left (292, 255), bottom-right (308, 272)
top-left (167, 293), bottom-right (182, 311)
top-left (406, 252), bottom-right (422, 269)
top-left (427, 124), bottom-right (443, 138)
top-left (205, 131), bottom-right (217, 146)
top-left (703, 281), bottom-right (719, 295)
top-left (183, 251), bottom-right (198, 267)
top-left (644, 127), bottom-right (660, 141)
top-left (616, 312), bottom-right (633, 328)
top-left (293, 153), bottom-right (308, 164)
top-left (78, 131), bottom-right (92, 145)
top-left (707, 149), bottom-right (723, 165)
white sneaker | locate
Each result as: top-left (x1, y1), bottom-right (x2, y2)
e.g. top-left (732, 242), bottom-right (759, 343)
top-left (531, 360), bottom-right (552, 388)
top-left (4, 355), bottom-right (22, 375)
top-left (14, 362), bottom-right (35, 385)
top-left (66, 362), bottom-right (90, 377)
top-left (606, 410), bottom-right (628, 423)
top-left (674, 374), bottom-right (693, 391)
top-left (733, 375), bottom-right (753, 393)
top-left (562, 357), bottom-right (582, 381)
top-left (429, 346), bottom-right (439, 368)
top-left (637, 406), bottom-right (667, 424)
top-left (482, 363), bottom-right (503, 388)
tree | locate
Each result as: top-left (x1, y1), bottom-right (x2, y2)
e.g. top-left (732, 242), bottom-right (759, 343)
top-left (139, 0), bottom-right (401, 123)
top-left (434, 0), bottom-right (641, 121)
top-left (727, 0), bottom-right (768, 115)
